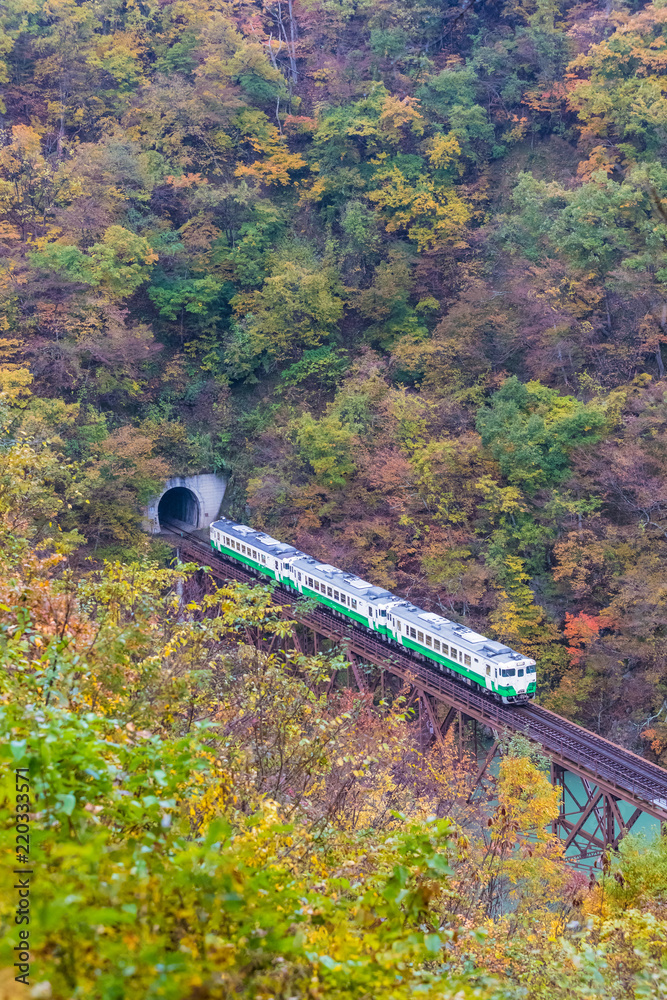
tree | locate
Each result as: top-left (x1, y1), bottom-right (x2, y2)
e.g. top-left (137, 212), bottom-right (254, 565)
top-left (0, 124), bottom-right (81, 240)
top-left (295, 411), bottom-right (357, 487)
top-left (476, 376), bottom-right (605, 493)
top-left (229, 259), bottom-right (344, 375)
top-left (30, 226), bottom-right (158, 299)
top-left (367, 156), bottom-right (469, 252)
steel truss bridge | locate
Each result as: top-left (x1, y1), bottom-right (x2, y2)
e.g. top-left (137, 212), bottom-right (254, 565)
top-left (164, 523), bottom-right (667, 863)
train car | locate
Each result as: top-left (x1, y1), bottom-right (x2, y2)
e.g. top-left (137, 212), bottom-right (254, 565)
top-left (289, 554), bottom-right (396, 634)
top-left (210, 516), bottom-right (536, 703)
top-left (387, 602), bottom-right (536, 702)
top-left (210, 520), bottom-right (298, 585)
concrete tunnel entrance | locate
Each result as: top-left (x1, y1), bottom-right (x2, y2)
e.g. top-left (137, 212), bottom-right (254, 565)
top-left (158, 486), bottom-right (200, 529)
top-left (143, 474), bottom-right (227, 534)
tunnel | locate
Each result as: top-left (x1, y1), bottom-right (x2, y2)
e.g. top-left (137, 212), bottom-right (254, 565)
top-left (158, 486), bottom-right (200, 529)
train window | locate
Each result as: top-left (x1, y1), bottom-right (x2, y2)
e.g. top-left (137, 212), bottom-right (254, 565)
top-left (308, 577), bottom-right (313, 587)
top-left (464, 654), bottom-right (471, 666)
top-left (410, 627), bottom-right (416, 639)
top-left (381, 610), bottom-right (387, 617)
top-left (261, 556), bottom-right (266, 564)
top-left (241, 545), bottom-right (246, 554)
top-left (518, 669), bottom-right (524, 677)
top-left (451, 648), bottom-right (457, 660)
top-left (368, 608), bottom-right (373, 617)
top-left (442, 644), bottom-right (448, 655)
top-left (502, 668), bottom-right (516, 677)
top-left (527, 664), bottom-right (536, 674)
top-left (396, 621), bottom-right (401, 631)
top-left (434, 639), bottom-right (440, 652)
top-left (486, 665), bottom-right (491, 676)
top-left (425, 635), bottom-right (432, 647)
top-left (327, 587), bottom-right (333, 597)
top-left (417, 631), bottom-right (424, 643)
top-left (351, 599), bottom-right (357, 609)
top-left (333, 590), bottom-right (339, 600)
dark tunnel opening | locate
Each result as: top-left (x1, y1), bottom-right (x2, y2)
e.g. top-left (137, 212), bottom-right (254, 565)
top-left (158, 487), bottom-right (199, 529)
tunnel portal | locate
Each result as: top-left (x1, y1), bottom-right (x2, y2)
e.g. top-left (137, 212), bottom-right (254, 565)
top-left (158, 486), bottom-right (200, 529)
top-left (143, 474), bottom-right (227, 534)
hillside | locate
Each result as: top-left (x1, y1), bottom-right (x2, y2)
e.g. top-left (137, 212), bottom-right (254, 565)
top-left (2, 0), bottom-right (667, 993)
top-left (4, 0), bottom-right (667, 751)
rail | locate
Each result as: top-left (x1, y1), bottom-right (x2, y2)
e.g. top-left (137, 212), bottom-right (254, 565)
top-left (164, 521), bottom-right (667, 823)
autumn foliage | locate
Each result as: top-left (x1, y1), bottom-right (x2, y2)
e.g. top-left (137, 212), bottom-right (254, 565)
top-left (2, 0), bottom-right (667, 992)
top-left (0, 447), bottom-right (666, 998)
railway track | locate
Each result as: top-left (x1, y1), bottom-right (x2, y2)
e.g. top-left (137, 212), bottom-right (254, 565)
top-left (163, 521), bottom-right (667, 822)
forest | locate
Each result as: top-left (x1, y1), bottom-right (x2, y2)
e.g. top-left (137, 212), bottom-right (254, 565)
top-left (2, 0), bottom-right (667, 994)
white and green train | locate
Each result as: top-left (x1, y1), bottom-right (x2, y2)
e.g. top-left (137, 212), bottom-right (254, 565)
top-left (210, 517), bottom-right (536, 703)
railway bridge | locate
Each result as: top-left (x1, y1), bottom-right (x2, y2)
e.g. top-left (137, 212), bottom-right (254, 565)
top-left (164, 522), bottom-right (667, 865)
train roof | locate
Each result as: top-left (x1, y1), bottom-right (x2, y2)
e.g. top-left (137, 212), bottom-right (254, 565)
top-left (212, 517), bottom-right (299, 559)
top-left (391, 601), bottom-right (528, 662)
top-left (293, 554), bottom-right (394, 603)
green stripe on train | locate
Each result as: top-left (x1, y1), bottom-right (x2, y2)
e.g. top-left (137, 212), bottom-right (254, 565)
top-left (399, 637), bottom-right (518, 698)
top-left (212, 541), bottom-right (277, 580)
top-left (400, 636), bottom-right (484, 685)
top-left (301, 586), bottom-right (374, 629)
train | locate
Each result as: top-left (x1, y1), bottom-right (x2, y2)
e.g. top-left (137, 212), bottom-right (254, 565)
top-left (210, 516), bottom-right (536, 704)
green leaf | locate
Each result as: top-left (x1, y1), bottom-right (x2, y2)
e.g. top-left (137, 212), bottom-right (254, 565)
top-left (9, 740), bottom-right (27, 761)
top-left (424, 933), bottom-right (442, 953)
